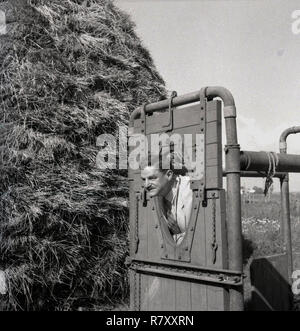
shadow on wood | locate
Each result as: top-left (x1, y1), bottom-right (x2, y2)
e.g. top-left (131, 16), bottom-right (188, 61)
top-left (249, 253), bottom-right (293, 311)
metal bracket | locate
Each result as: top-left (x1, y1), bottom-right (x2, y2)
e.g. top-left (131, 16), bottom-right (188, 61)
top-left (162, 91), bottom-right (177, 132)
top-left (140, 104), bottom-right (147, 135)
top-left (127, 258), bottom-right (243, 287)
top-left (141, 186), bottom-right (147, 207)
top-left (199, 87), bottom-right (207, 207)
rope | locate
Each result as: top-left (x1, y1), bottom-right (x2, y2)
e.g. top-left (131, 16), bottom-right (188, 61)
top-left (264, 152), bottom-right (278, 196)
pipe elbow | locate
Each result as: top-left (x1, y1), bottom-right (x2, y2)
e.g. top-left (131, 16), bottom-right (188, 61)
top-left (206, 86), bottom-right (236, 118)
top-left (206, 86), bottom-right (235, 107)
top-left (129, 108), bottom-right (141, 128)
top-left (280, 126), bottom-right (300, 142)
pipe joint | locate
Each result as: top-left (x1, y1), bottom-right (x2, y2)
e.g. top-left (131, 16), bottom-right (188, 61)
top-left (224, 105), bottom-right (237, 119)
top-left (224, 144), bottom-right (240, 154)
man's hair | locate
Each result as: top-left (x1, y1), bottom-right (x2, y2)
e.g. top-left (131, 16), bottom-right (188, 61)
top-left (139, 148), bottom-right (187, 175)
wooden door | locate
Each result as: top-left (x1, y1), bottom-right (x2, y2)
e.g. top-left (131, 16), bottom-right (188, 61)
top-left (128, 99), bottom-right (238, 311)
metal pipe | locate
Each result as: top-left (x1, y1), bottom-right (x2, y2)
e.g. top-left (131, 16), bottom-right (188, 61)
top-left (279, 126), bottom-right (300, 152)
top-left (129, 86), bottom-right (236, 127)
top-left (240, 151), bottom-right (300, 173)
top-left (280, 176), bottom-right (293, 281)
top-left (225, 171), bottom-right (286, 178)
top-left (279, 127), bottom-right (300, 281)
top-left (205, 87), bottom-right (243, 311)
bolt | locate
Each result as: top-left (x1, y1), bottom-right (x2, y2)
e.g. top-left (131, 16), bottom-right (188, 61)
top-left (190, 227), bottom-right (194, 232)
top-left (161, 244), bottom-right (164, 249)
top-left (165, 254), bottom-right (168, 258)
top-left (155, 224), bottom-right (158, 229)
top-left (185, 247), bottom-right (188, 251)
top-left (178, 256), bottom-right (182, 260)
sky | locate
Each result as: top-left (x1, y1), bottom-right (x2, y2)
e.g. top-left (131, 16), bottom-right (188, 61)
top-left (115, 0), bottom-right (300, 191)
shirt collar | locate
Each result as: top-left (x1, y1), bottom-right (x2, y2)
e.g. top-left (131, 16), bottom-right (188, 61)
top-left (164, 176), bottom-right (180, 204)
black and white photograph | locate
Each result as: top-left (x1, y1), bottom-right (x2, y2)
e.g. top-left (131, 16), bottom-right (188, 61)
top-left (0, 0), bottom-right (300, 314)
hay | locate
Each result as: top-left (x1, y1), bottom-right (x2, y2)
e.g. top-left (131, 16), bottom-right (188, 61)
top-left (0, 0), bottom-right (166, 310)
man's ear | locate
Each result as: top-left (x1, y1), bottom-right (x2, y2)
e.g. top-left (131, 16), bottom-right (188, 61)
top-left (166, 169), bottom-right (173, 179)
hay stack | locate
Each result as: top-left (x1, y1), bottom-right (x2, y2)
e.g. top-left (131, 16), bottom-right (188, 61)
top-left (0, 0), bottom-right (166, 310)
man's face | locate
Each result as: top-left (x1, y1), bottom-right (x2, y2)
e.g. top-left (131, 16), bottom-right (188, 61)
top-left (141, 166), bottom-right (173, 198)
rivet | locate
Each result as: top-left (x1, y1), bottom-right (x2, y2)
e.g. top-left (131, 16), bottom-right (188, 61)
top-left (165, 254), bottom-right (168, 258)
top-left (152, 206), bottom-right (155, 210)
top-left (190, 227), bottom-right (194, 232)
top-left (178, 256), bottom-right (182, 260)
top-left (155, 224), bottom-right (158, 229)
top-left (185, 247), bottom-right (188, 251)
top-left (161, 244), bottom-right (164, 248)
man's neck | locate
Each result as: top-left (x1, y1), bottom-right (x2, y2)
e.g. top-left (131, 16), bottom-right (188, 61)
top-left (164, 176), bottom-right (179, 203)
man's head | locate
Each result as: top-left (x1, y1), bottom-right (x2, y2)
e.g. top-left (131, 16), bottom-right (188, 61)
top-left (140, 149), bottom-right (183, 198)
top-left (141, 166), bottom-right (174, 198)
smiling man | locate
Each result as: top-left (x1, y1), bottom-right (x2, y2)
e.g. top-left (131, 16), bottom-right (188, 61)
top-left (140, 150), bottom-right (193, 244)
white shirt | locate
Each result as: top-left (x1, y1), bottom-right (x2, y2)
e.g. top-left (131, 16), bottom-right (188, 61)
top-left (163, 175), bottom-right (193, 244)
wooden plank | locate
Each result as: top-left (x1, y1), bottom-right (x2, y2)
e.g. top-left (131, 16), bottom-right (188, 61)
top-left (175, 279), bottom-right (191, 311)
top-left (190, 201), bottom-right (207, 266)
top-left (135, 104), bottom-right (203, 134)
top-left (136, 196), bottom-right (148, 260)
top-left (219, 190), bottom-right (229, 267)
top-left (140, 274), bottom-right (149, 311)
top-left (129, 270), bottom-right (135, 310)
top-left (204, 194), bottom-right (228, 311)
top-left (190, 201), bottom-right (208, 310)
top-left (191, 283), bottom-right (207, 311)
top-left (207, 285), bottom-right (227, 311)
top-left (161, 277), bottom-right (176, 311)
top-left (147, 199), bottom-right (162, 261)
top-left (205, 101), bottom-right (222, 189)
top-left (147, 275), bottom-right (162, 311)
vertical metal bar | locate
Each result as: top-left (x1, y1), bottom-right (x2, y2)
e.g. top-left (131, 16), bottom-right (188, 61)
top-left (279, 127), bottom-right (300, 282)
top-left (280, 175), bottom-right (293, 281)
top-left (205, 87), bottom-right (244, 311)
top-left (224, 118), bottom-right (244, 311)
